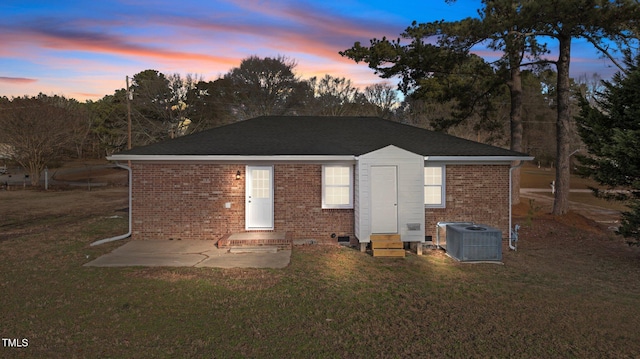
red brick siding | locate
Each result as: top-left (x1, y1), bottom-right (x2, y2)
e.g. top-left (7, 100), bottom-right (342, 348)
top-left (131, 162), bottom-right (509, 242)
top-left (426, 164), bottom-right (510, 238)
top-left (131, 163), bottom-right (353, 242)
top-left (274, 165), bottom-right (354, 242)
top-left (131, 163), bottom-right (244, 240)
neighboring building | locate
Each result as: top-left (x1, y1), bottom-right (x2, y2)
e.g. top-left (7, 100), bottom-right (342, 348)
top-left (0, 143), bottom-right (14, 160)
top-left (108, 116), bottom-right (532, 248)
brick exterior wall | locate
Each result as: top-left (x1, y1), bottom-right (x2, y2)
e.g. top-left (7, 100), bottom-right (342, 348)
top-left (130, 163), bottom-right (353, 242)
top-left (426, 164), bottom-right (510, 239)
top-left (131, 162), bottom-right (510, 242)
top-left (274, 164), bottom-right (354, 242)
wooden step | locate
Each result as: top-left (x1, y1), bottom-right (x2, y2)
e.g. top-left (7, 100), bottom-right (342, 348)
top-left (370, 234), bottom-right (404, 257)
top-left (370, 234), bottom-right (401, 241)
top-left (370, 233), bottom-right (403, 249)
top-left (372, 248), bottom-right (406, 257)
top-left (371, 239), bottom-right (403, 249)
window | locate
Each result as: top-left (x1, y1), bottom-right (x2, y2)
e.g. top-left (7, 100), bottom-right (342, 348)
top-left (251, 169), bottom-right (270, 198)
top-left (322, 165), bottom-right (353, 209)
top-left (424, 165), bottom-right (445, 208)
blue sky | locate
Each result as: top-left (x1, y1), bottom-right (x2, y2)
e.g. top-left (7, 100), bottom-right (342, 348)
top-left (0, 0), bottom-right (620, 101)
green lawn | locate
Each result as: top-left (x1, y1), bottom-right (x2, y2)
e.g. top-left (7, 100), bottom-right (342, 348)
top-left (520, 163), bottom-right (631, 211)
top-left (1, 188), bottom-right (640, 358)
top-left (520, 163), bottom-right (598, 190)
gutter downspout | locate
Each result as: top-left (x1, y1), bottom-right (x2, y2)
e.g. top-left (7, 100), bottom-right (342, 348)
top-left (90, 162), bottom-right (132, 246)
top-left (509, 161), bottom-right (525, 251)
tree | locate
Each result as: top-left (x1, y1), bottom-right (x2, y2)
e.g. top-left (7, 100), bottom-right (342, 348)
top-left (129, 69), bottom-right (174, 145)
top-left (521, 70), bottom-right (558, 163)
top-left (516, 0), bottom-right (639, 215)
top-left (363, 83), bottom-right (399, 119)
top-left (88, 90), bottom-right (129, 156)
top-left (340, 9), bottom-right (534, 202)
top-left (342, 0), bottom-right (640, 214)
top-left (341, 35), bottom-right (505, 133)
top-left (306, 74), bottom-right (361, 116)
top-left (576, 52), bottom-right (640, 243)
top-left (0, 95), bottom-right (81, 186)
top-left (166, 72), bottom-right (203, 137)
top-left (222, 55), bottom-right (306, 120)
top-left (184, 78), bottom-right (236, 131)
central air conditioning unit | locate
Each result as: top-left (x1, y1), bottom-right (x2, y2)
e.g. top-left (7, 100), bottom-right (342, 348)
top-left (446, 224), bottom-right (502, 262)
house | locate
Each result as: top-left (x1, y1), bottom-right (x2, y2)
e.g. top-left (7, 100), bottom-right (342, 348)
top-left (107, 116), bottom-right (532, 251)
top-left (0, 143), bottom-right (14, 160)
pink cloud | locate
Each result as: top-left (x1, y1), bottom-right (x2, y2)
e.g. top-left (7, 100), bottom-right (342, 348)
top-left (73, 92), bottom-right (105, 99)
top-left (0, 76), bottom-right (37, 84)
top-left (148, 2), bottom-right (399, 62)
top-left (2, 22), bottom-right (239, 68)
top-left (0, 3), bottom-right (408, 101)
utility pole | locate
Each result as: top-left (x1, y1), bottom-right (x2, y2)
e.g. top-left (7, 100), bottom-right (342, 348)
top-left (126, 75), bottom-right (132, 150)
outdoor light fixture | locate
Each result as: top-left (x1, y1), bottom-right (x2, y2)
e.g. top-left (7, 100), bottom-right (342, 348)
top-left (236, 170), bottom-right (241, 180)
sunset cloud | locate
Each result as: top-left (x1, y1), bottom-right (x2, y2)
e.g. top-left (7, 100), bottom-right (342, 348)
top-left (0, 0), bottom-right (620, 101)
top-left (0, 76), bottom-right (37, 84)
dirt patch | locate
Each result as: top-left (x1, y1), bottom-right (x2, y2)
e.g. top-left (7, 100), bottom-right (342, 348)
top-left (53, 166), bottom-right (127, 183)
top-left (0, 187), bottom-right (128, 241)
top-left (519, 190), bottom-right (623, 232)
top-left (515, 199), bottom-right (611, 234)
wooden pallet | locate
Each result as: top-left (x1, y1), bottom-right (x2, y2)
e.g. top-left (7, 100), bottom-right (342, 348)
top-left (370, 234), bottom-right (405, 257)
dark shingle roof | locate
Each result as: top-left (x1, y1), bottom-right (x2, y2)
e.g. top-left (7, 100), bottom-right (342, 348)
top-left (114, 116), bottom-right (529, 158)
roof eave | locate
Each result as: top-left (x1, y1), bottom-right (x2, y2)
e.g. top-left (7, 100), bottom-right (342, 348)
top-left (425, 155), bottom-right (535, 162)
top-left (106, 154), bottom-right (357, 162)
top-left (108, 154), bottom-right (534, 162)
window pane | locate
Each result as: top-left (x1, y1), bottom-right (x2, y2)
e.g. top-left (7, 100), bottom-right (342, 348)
top-left (424, 166), bottom-right (444, 206)
top-left (424, 167), bottom-right (442, 185)
top-left (425, 186), bottom-right (442, 205)
top-left (325, 166), bottom-right (349, 186)
top-left (326, 187), bottom-right (350, 205)
top-left (323, 166), bottom-right (351, 208)
top-left (252, 169), bottom-right (270, 198)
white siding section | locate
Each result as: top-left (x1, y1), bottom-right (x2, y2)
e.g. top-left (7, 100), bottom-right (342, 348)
top-left (355, 145), bottom-right (425, 243)
top-left (354, 160), bottom-right (360, 238)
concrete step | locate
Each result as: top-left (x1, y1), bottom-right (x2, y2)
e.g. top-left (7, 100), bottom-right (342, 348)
top-left (217, 232), bottom-right (292, 249)
top-left (229, 246), bottom-right (279, 254)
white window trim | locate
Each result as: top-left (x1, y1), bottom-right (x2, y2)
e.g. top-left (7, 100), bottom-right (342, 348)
top-left (425, 165), bottom-right (446, 208)
top-left (322, 165), bottom-right (353, 209)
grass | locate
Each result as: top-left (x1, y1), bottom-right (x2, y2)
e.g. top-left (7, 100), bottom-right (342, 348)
top-left (519, 163), bottom-right (597, 190)
top-left (1, 186), bottom-right (640, 357)
top-left (534, 191), bottom-right (630, 212)
top-left (520, 163), bottom-right (630, 212)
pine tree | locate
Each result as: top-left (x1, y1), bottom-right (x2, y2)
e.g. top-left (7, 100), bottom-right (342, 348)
top-left (576, 52), bottom-right (640, 244)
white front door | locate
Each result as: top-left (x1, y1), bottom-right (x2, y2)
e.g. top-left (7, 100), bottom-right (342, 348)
top-left (371, 165), bottom-right (398, 233)
top-left (245, 166), bottom-right (274, 230)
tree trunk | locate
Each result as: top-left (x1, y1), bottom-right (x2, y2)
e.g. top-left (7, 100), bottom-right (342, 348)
top-left (509, 64), bottom-right (524, 205)
top-left (27, 160), bottom-right (42, 187)
top-left (552, 33), bottom-right (572, 215)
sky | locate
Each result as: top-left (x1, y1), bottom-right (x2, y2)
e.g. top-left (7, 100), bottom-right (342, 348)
top-left (0, 0), bottom-right (622, 102)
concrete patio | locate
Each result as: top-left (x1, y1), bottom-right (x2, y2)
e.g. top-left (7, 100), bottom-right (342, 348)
top-left (83, 240), bottom-right (291, 268)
